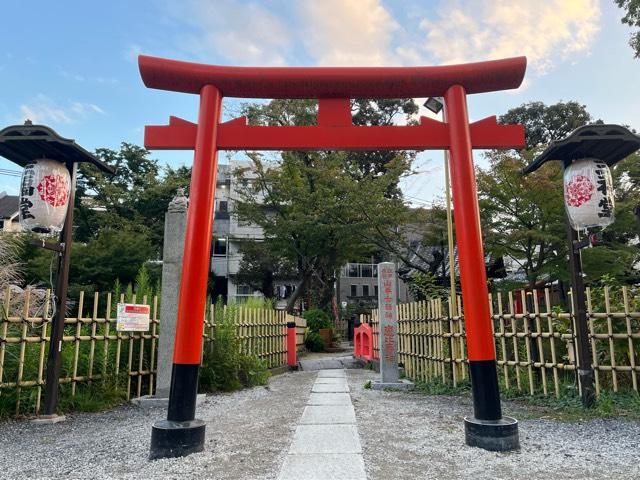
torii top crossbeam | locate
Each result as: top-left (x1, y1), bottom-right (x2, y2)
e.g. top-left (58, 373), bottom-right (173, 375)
top-left (139, 55), bottom-right (526, 98)
top-left (139, 55), bottom-right (527, 152)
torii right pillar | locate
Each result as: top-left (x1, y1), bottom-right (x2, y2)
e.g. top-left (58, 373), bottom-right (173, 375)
top-left (445, 85), bottom-right (519, 451)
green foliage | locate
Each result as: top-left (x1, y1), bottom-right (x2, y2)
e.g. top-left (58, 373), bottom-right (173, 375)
top-left (303, 309), bottom-right (332, 332)
top-left (363, 380), bottom-right (372, 389)
top-left (479, 101), bottom-right (640, 288)
top-left (407, 271), bottom-right (446, 301)
top-left (199, 302), bottom-right (270, 392)
top-left (304, 331), bottom-right (326, 352)
top-left (414, 377), bottom-right (640, 421)
top-left (616, 0), bottom-right (640, 57)
top-left (234, 99), bottom-right (416, 311)
top-left (57, 377), bottom-right (128, 413)
top-left (235, 240), bottom-right (297, 299)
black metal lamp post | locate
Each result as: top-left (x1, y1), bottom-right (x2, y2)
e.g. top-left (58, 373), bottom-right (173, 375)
top-left (523, 124), bottom-right (640, 407)
top-left (0, 122), bottom-right (115, 421)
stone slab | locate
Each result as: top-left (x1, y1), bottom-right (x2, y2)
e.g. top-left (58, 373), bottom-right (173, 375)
top-left (278, 454), bottom-right (366, 480)
top-left (312, 383), bottom-right (349, 393)
top-left (314, 377), bottom-right (348, 385)
top-left (307, 393), bottom-right (352, 405)
top-left (300, 405), bottom-right (356, 425)
top-left (371, 379), bottom-right (415, 391)
top-left (131, 393), bottom-right (206, 408)
top-left (299, 359), bottom-right (343, 371)
top-left (31, 414), bottom-right (66, 425)
top-left (289, 425), bottom-right (361, 454)
top-left (317, 370), bottom-right (346, 378)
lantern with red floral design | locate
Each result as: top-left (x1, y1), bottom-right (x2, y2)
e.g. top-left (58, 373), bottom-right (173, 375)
top-left (563, 157), bottom-right (615, 230)
top-left (19, 158), bottom-right (71, 234)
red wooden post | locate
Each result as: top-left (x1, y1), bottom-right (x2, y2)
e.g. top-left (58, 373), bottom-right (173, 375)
top-left (444, 84), bottom-right (518, 450)
top-left (150, 84), bottom-right (222, 460)
top-left (287, 321), bottom-right (297, 368)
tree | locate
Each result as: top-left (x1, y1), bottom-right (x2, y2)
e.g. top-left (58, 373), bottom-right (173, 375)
top-left (480, 101), bottom-right (640, 288)
top-left (499, 101), bottom-right (594, 150)
top-left (234, 240), bottom-right (297, 298)
top-left (75, 143), bottom-right (191, 254)
top-left (235, 99), bottom-right (418, 312)
top-left (478, 101), bottom-right (596, 288)
top-left (616, 0), bottom-right (640, 57)
top-left (478, 151), bottom-right (567, 288)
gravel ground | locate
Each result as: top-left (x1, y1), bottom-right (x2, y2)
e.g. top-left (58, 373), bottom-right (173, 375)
top-left (0, 371), bottom-right (316, 480)
top-left (2, 367), bottom-right (639, 480)
top-left (348, 369), bottom-right (640, 480)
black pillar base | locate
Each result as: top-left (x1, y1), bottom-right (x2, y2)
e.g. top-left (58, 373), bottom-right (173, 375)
top-left (149, 419), bottom-right (206, 460)
top-left (464, 416), bottom-right (519, 452)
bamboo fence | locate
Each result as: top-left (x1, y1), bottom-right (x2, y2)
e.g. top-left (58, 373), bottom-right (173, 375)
top-left (0, 287), bottom-right (302, 416)
top-left (363, 286), bottom-right (640, 397)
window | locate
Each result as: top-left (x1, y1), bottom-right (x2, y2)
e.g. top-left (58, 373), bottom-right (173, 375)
top-left (237, 285), bottom-right (252, 295)
top-left (361, 264), bottom-right (372, 278)
top-left (374, 285), bottom-right (379, 298)
top-left (373, 265), bottom-right (378, 278)
top-left (218, 200), bottom-right (228, 212)
top-left (350, 284), bottom-right (357, 297)
top-left (362, 285), bottom-right (369, 297)
top-left (213, 238), bottom-right (227, 255)
top-left (347, 264), bottom-right (358, 277)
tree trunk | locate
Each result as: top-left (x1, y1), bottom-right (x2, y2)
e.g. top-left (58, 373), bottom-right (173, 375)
top-left (285, 274), bottom-right (310, 313)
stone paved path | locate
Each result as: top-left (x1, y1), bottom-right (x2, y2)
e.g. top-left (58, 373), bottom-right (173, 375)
top-left (277, 369), bottom-right (367, 480)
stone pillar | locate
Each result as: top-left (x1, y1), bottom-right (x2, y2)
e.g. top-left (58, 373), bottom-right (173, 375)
top-left (155, 188), bottom-right (188, 399)
top-left (372, 262), bottom-right (413, 391)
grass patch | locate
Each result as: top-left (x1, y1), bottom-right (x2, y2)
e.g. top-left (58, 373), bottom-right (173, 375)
top-left (57, 377), bottom-right (128, 413)
top-left (412, 377), bottom-right (640, 421)
top-left (363, 380), bottom-right (372, 389)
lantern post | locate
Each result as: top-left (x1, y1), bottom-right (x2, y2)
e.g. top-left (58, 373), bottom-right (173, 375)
top-left (523, 124), bottom-right (640, 408)
top-left (41, 160), bottom-right (77, 417)
top-left (0, 122), bottom-right (115, 422)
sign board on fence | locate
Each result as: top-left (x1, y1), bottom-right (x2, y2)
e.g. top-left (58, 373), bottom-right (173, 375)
top-left (117, 303), bottom-right (150, 331)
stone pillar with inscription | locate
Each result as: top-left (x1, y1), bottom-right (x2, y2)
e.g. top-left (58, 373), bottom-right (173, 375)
top-left (133, 189), bottom-right (201, 407)
top-left (372, 262), bottom-right (414, 391)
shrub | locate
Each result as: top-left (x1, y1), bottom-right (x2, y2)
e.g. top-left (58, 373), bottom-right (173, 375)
top-left (199, 302), bottom-right (270, 392)
top-left (303, 309), bottom-right (332, 332)
top-left (304, 331), bottom-right (326, 352)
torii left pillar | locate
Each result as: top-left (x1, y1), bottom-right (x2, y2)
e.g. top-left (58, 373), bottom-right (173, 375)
top-left (149, 85), bottom-right (221, 459)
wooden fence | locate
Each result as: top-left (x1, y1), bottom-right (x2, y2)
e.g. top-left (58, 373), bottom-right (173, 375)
top-left (0, 287), bottom-right (302, 416)
top-left (364, 286), bottom-right (640, 397)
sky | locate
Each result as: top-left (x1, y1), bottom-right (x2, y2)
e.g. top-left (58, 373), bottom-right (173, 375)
top-left (0, 0), bottom-right (638, 207)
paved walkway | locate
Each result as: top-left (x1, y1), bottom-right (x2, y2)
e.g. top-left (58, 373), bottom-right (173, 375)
top-left (277, 369), bottom-right (366, 480)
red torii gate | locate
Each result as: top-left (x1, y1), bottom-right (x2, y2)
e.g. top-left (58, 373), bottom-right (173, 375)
top-left (139, 54), bottom-right (527, 459)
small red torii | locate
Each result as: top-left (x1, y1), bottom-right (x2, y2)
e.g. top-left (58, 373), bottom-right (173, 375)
top-left (140, 54), bottom-right (526, 459)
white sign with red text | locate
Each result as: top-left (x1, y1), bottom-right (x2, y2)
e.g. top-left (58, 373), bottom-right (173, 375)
top-left (116, 303), bottom-right (151, 332)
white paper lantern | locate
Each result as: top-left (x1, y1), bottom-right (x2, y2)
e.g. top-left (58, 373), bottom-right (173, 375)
top-left (19, 159), bottom-right (71, 234)
top-left (563, 158), bottom-right (615, 230)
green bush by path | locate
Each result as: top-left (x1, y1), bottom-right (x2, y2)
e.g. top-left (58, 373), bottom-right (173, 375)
top-left (303, 309), bottom-right (332, 332)
top-left (199, 302), bottom-right (270, 393)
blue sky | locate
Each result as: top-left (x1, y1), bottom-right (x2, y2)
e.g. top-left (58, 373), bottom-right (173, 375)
top-left (0, 0), bottom-right (638, 206)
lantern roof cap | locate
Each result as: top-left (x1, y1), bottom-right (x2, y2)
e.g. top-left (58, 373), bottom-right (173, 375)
top-left (523, 124), bottom-right (640, 175)
top-left (0, 123), bottom-right (115, 174)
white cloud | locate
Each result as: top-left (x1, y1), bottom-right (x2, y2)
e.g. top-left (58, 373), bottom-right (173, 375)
top-left (417, 0), bottom-right (601, 74)
top-left (125, 44), bottom-right (143, 63)
top-left (297, 0), bottom-right (399, 66)
top-left (19, 94), bottom-right (105, 125)
top-left (178, 0), bottom-right (291, 66)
